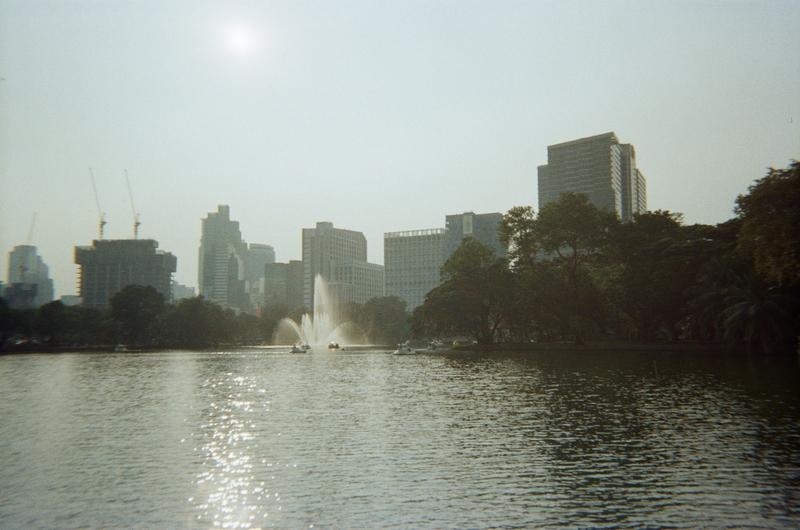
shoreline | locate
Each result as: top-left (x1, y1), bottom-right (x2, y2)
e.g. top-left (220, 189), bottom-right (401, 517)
top-left (1, 340), bottom-right (728, 355)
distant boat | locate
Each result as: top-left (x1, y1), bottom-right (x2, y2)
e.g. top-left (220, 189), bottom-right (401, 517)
top-left (328, 342), bottom-right (340, 350)
top-left (290, 345), bottom-right (304, 353)
top-left (393, 342), bottom-right (415, 355)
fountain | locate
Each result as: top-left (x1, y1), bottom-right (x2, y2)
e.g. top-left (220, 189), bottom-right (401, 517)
top-left (272, 275), bottom-right (366, 348)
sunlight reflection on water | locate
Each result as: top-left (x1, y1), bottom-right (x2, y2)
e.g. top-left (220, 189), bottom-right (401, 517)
top-left (0, 350), bottom-right (798, 528)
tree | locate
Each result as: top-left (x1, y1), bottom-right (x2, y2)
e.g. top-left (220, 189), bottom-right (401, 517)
top-left (35, 301), bottom-right (67, 345)
top-left (415, 238), bottom-right (513, 344)
top-left (611, 211), bottom-right (700, 341)
top-left (500, 206), bottom-right (539, 270)
top-left (535, 192), bottom-right (617, 343)
top-left (736, 161), bottom-right (800, 287)
top-left (110, 285), bottom-right (165, 347)
top-left (160, 296), bottom-right (231, 348)
top-left (357, 296), bottom-right (408, 345)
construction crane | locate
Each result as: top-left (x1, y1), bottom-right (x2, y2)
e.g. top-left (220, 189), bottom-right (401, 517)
top-left (89, 167), bottom-right (107, 239)
top-left (26, 212), bottom-right (37, 244)
top-left (125, 169), bottom-right (141, 239)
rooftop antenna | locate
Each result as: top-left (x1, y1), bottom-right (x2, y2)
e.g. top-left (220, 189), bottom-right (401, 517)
top-left (26, 212), bottom-right (37, 244)
top-left (125, 169), bottom-right (141, 239)
top-left (89, 167), bottom-right (107, 239)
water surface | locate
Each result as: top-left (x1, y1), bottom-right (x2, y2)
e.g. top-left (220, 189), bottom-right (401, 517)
top-left (1, 349), bottom-right (798, 528)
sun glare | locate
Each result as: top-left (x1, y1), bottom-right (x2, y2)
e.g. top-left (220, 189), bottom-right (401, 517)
top-left (225, 25), bottom-right (255, 55)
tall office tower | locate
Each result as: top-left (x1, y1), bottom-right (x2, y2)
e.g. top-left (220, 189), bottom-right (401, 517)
top-left (198, 205), bottom-right (249, 311)
top-left (75, 239), bottom-right (176, 308)
top-left (302, 222), bottom-right (385, 309)
top-left (6, 245), bottom-right (54, 308)
top-left (264, 260), bottom-right (304, 312)
top-left (384, 229), bottom-right (446, 310)
top-left (618, 143), bottom-right (648, 221)
top-left (445, 211), bottom-right (507, 258)
top-left (246, 244), bottom-right (275, 284)
top-left (537, 132), bottom-right (647, 221)
top-left (244, 243), bottom-right (275, 311)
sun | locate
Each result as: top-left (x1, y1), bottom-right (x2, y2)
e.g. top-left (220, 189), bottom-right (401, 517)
top-left (225, 25), bottom-right (255, 55)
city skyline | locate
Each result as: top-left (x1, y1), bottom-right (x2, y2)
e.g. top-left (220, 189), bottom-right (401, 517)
top-left (1, 1), bottom-right (798, 296)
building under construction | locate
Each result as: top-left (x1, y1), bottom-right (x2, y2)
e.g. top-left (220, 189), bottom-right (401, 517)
top-left (75, 239), bottom-right (177, 308)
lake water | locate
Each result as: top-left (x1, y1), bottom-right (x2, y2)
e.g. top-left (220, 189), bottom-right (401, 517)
top-left (1, 349), bottom-right (799, 528)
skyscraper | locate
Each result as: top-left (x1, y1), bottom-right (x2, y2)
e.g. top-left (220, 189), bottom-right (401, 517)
top-left (6, 245), bottom-right (54, 308)
top-left (75, 239), bottom-right (176, 308)
top-left (537, 132), bottom-right (647, 221)
top-left (445, 211), bottom-right (506, 257)
top-left (198, 205), bottom-right (248, 310)
top-left (384, 229), bottom-right (446, 310)
top-left (264, 260), bottom-right (304, 312)
top-left (198, 205), bottom-right (274, 313)
top-left (301, 222), bottom-right (383, 309)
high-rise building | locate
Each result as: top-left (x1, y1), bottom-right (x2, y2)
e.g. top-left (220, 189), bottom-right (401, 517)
top-left (445, 211), bottom-right (506, 258)
top-left (75, 239), bottom-right (176, 308)
top-left (537, 132), bottom-right (647, 221)
top-left (6, 245), bottom-right (54, 308)
top-left (264, 260), bottom-right (304, 312)
top-left (384, 229), bottom-right (446, 310)
top-left (244, 243), bottom-right (275, 311)
top-left (246, 244), bottom-right (275, 284)
top-left (198, 205), bottom-right (274, 313)
top-left (198, 205), bottom-right (248, 310)
top-left (332, 259), bottom-right (385, 305)
top-left (301, 222), bottom-right (383, 309)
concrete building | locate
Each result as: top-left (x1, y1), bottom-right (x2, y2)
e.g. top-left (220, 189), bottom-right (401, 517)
top-left (75, 239), bottom-right (176, 308)
top-left (198, 205), bottom-right (274, 313)
top-left (6, 245), bottom-right (54, 308)
top-left (537, 132), bottom-right (647, 221)
top-left (384, 229), bottom-right (446, 310)
top-left (301, 222), bottom-right (383, 309)
top-left (332, 259), bottom-right (385, 305)
top-left (244, 243), bottom-right (275, 311)
top-left (445, 211), bottom-right (506, 258)
top-left (60, 295), bottom-right (82, 306)
top-left (264, 260), bottom-right (304, 312)
top-left (172, 282), bottom-right (196, 301)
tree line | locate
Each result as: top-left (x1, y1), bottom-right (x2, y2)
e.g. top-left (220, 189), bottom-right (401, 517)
top-left (411, 162), bottom-right (799, 354)
top-left (0, 285), bottom-right (409, 351)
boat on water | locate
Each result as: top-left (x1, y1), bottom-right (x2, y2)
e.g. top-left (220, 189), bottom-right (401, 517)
top-left (328, 342), bottom-right (340, 350)
top-left (290, 345), bottom-right (304, 353)
top-left (393, 342), bottom-right (416, 355)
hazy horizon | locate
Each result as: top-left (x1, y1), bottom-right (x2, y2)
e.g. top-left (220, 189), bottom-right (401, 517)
top-left (1, 0), bottom-right (798, 297)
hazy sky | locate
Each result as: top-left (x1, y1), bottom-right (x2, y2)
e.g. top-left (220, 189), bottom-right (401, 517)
top-left (1, 0), bottom-right (798, 297)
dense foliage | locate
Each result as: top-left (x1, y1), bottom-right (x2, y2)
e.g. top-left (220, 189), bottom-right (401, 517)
top-left (1, 288), bottom-right (412, 351)
top-left (412, 165), bottom-right (799, 354)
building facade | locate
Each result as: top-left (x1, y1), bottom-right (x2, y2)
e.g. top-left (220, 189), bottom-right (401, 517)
top-left (198, 205), bottom-right (274, 313)
top-left (6, 245), bottom-right (54, 308)
top-left (445, 211), bottom-right (506, 258)
top-left (172, 281), bottom-right (196, 301)
top-left (537, 132), bottom-right (647, 221)
top-left (384, 228), bottom-right (446, 310)
top-left (302, 222), bottom-right (367, 309)
top-left (301, 222), bottom-right (384, 309)
top-left (332, 259), bottom-right (385, 305)
top-left (75, 239), bottom-right (176, 308)
top-left (264, 260), bottom-right (304, 312)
